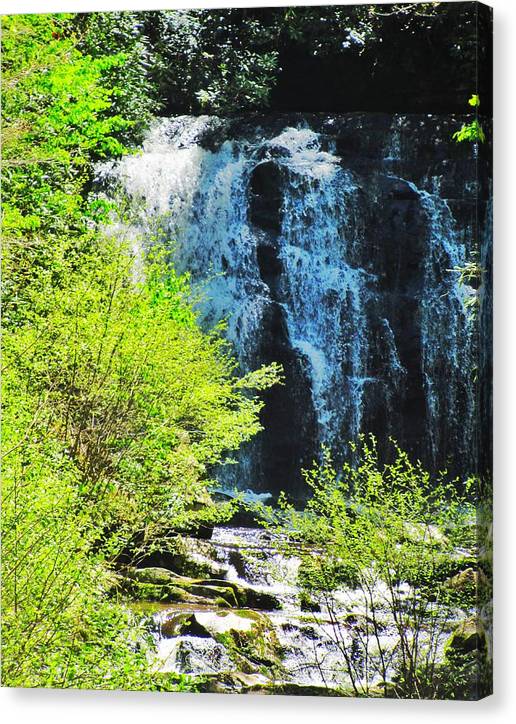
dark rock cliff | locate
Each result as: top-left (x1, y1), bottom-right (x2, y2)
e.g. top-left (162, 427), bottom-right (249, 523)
top-left (100, 112), bottom-right (492, 495)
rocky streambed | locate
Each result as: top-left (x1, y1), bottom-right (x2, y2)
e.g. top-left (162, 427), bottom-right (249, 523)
top-left (114, 524), bottom-right (487, 696)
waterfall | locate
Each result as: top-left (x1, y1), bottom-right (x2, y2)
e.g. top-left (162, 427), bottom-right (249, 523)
top-left (96, 113), bottom-right (478, 493)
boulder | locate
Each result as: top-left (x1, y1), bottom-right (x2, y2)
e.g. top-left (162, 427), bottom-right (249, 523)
top-left (174, 637), bottom-right (235, 675)
top-left (181, 576), bottom-right (281, 610)
top-left (446, 618), bottom-right (487, 654)
top-left (128, 536), bottom-right (229, 579)
top-left (201, 671), bottom-right (272, 694)
top-left (445, 568), bottom-right (489, 594)
top-left (116, 565), bottom-right (280, 610)
top-left (343, 612), bottom-right (383, 633)
top-left (234, 582), bottom-right (280, 611)
top-left (267, 683), bottom-right (344, 697)
top-left (160, 609), bottom-right (283, 669)
top-left (116, 573), bottom-right (234, 607)
top-left (121, 566), bottom-right (181, 585)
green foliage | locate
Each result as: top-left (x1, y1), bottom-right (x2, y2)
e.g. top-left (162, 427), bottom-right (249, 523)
top-left (449, 95), bottom-right (487, 324)
top-left (1, 14), bottom-right (130, 232)
top-left (449, 252), bottom-right (485, 321)
top-left (142, 10), bottom-right (280, 114)
top-left (3, 236), bottom-right (281, 532)
top-left (1, 12), bottom-right (281, 689)
top-left (0, 395), bottom-right (196, 691)
top-left (453, 94), bottom-right (485, 144)
top-left (1, 245), bottom-right (277, 686)
top-left (1, 13), bottom-right (138, 327)
top-left (76, 11), bottom-right (157, 144)
top-left (453, 119), bottom-right (486, 144)
top-left (60, 3), bottom-right (483, 117)
top-left (266, 437), bottom-right (489, 699)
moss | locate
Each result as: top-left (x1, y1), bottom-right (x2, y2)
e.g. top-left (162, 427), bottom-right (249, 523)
top-left (211, 611), bottom-right (283, 668)
top-left (117, 572), bottom-right (240, 607)
top-left (445, 618), bottom-right (487, 655)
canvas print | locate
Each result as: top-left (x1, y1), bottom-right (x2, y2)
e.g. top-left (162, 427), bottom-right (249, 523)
top-left (1, 2), bottom-right (492, 699)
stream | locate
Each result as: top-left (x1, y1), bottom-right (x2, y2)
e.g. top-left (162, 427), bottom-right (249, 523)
top-left (129, 524), bottom-right (458, 695)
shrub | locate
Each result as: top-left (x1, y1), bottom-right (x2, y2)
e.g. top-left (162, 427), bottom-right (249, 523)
top-left (1, 13), bottom-right (282, 688)
top-left (267, 436), bottom-right (490, 699)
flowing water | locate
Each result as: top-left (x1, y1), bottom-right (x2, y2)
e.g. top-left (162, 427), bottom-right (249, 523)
top-left (96, 113), bottom-right (481, 495)
top-left (132, 525), bottom-right (456, 693)
top-left (96, 113), bottom-right (489, 692)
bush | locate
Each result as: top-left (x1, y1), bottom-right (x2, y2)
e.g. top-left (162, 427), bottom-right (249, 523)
top-left (1, 13), bottom-right (282, 688)
top-left (1, 231), bottom-right (282, 687)
top-left (267, 436), bottom-right (491, 699)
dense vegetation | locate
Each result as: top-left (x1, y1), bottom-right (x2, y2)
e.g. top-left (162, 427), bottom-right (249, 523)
top-left (1, 13), bottom-right (280, 689)
top-left (75, 3), bottom-right (492, 116)
top-left (1, 6), bottom-right (491, 697)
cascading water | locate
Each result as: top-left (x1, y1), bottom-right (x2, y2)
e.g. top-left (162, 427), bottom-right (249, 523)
top-left (96, 113), bottom-right (479, 494)
top-left (135, 525), bottom-right (457, 692)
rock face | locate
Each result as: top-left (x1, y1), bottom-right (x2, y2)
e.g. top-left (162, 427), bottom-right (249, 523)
top-left (445, 568), bottom-right (489, 595)
top-left (100, 112), bottom-right (492, 495)
top-left (153, 608), bottom-right (285, 686)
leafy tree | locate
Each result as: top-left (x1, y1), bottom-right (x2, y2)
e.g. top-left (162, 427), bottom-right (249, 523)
top-left (1, 12), bottom-right (282, 689)
top-left (128, 9), bottom-right (280, 114)
top-left (75, 11), bottom-right (157, 144)
top-left (265, 437), bottom-right (491, 699)
top-left (1, 13), bottom-right (134, 327)
top-left (71, 4), bottom-right (490, 117)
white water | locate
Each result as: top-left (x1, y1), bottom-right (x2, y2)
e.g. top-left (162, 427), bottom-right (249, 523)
top-left (140, 525), bottom-right (456, 692)
top-left (97, 114), bottom-right (475, 488)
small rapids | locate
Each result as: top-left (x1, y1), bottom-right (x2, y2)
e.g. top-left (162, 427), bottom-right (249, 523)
top-left (135, 525), bottom-right (456, 693)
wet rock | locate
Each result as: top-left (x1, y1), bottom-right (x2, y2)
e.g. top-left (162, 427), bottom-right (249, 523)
top-left (122, 535), bottom-right (227, 578)
top-left (184, 582), bottom-right (239, 607)
top-left (161, 610), bottom-right (283, 669)
top-left (446, 618), bottom-right (487, 654)
top-left (106, 114), bottom-right (490, 490)
top-left (161, 613), bottom-right (212, 639)
top-left (201, 676), bottom-right (345, 696)
top-left (230, 671), bottom-right (272, 690)
top-left (174, 638), bottom-right (235, 675)
top-left (200, 671), bottom-right (272, 694)
top-left (121, 566), bottom-right (181, 585)
top-left (299, 624), bottom-right (318, 640)
top-left (299, 589), bottom-right (322, 612)
top-left (343, 613), bottom-right (384, 633)
top-left (378, 175), bottom-right (420, 200)
top-left (445, 568), bottom-right (489, 594)
top-left (116, 559), bottom-right (280, 610)
top-left (235, 583), bottom-right (281, 611)
top-left (194, 577), bottom-right (280, 610)
top-left (162, 536), bottom-right (230, 579)
top-left (116, 573), bottom-right (234, 607)
top-left (248, 161), bottom-right (284, 232)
